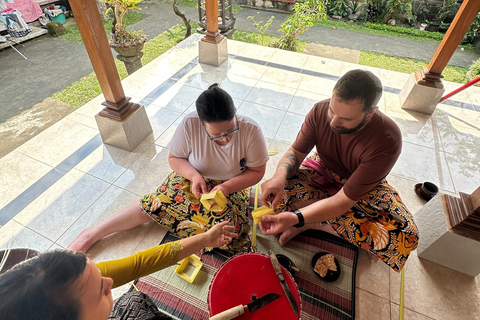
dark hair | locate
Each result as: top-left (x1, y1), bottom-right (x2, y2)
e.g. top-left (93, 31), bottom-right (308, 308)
top-left (333, 69), bottom-right (383, 112)
top-left (0, 249), bottom-right (88, 320)
top-left (196, 83), bottom-right (236, 123)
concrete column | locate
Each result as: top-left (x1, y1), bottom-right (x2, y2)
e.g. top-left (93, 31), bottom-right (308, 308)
top-left (199, 0), bottom-right (228, 67)
top-left (68, 0), bottom-right (152, 151)
top-left (415, 194), bottom-right (480, 277)
top-left (400, 0), bottom-right (480, 114)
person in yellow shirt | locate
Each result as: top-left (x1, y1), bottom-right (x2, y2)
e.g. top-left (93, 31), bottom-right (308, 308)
top-left (0, 220), bottom-right (236, 320)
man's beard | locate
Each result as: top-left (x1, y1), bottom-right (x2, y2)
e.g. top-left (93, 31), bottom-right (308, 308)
top-left (327, 113), bottom-right (368, 134)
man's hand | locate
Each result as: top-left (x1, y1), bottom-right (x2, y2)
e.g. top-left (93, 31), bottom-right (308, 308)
top-left (205, 220), bottom-right (238, 247)
top-left (191, 176), bottom-right (210, 199)
top-left (259, 211), bottom-right (298, 235)
top-left (260, 177), bottom-right (286, 210)
top-left (211, 184), bottom-right (230, 197)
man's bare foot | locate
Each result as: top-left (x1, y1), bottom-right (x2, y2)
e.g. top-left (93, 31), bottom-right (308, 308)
top-left (279, 226), bottom-right (308, 246)
top-left (67, 228), bottom-right (97, 253)
top-left (369, 251), bottom-right (380, 264)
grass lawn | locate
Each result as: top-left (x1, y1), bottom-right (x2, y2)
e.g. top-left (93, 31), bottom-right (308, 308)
top-left (53, 11), bottom-right (146, 43)
top-left (359, 51), bottom-right (469, 83)
top-left (52, 24), bottom-right (189, 108)
top-left (314, 18), bottom-right (475, 52)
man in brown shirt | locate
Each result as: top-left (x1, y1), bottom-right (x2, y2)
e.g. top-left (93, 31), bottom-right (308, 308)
top-left (260, 69), bottom-right (418, 272)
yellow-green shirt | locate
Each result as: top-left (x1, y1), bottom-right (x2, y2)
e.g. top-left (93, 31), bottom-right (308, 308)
top-left (96, 241), bottom-right (184, 288)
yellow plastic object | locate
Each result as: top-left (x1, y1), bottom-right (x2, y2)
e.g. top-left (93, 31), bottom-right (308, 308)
top-left (200, 190), bottom-right (228, 212)
top-left (175, 254), bottom-right (203, 283)
top-left (181, 179), bottom-right (200, 204)
top-left (251, 205), bottom-right (275, 224)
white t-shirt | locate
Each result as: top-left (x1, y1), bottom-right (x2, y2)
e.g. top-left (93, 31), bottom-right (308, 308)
top-left (168, 112), bottom-right (269, 180)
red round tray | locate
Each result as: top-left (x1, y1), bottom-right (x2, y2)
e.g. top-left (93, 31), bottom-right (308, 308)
top-left (208, 253), bottom-right (301, 319)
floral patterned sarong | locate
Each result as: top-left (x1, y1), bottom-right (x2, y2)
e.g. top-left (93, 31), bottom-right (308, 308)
top-left (140, 172), bottom-right (251, 254)
top-left (278, 153), bottom-right (419, 272)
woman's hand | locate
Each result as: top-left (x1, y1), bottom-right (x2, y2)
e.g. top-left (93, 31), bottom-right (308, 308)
top-left (205, 220), bottom-right (238, 247)
top-left (191, 176), bottom-right (210, 199)
top-left (211, 184), bottom-right (230, 197)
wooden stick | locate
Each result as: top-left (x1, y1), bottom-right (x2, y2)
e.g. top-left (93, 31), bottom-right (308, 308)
top-left (252, 183), bottom-right (260, 248)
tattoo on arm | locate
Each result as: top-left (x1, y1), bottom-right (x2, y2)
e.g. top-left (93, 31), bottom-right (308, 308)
top-left (282, 152), bottom-right (300, 179)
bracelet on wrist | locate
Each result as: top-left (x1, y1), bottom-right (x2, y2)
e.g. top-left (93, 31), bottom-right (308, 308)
top-left (292, 209), bottom-right (304, 228)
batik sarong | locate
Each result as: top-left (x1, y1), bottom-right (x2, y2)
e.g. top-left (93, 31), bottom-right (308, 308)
top-left (278, 153), bottom-right (419, 272)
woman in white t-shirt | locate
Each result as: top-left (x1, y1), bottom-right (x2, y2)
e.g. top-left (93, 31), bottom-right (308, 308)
top-left (68, 84), bottom-right (269, 254)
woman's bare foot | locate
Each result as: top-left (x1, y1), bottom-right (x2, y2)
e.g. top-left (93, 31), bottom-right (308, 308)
top-left (67, 228), bottom-right (97, 253)
top-left (67, 202), bottom-right (154, 253)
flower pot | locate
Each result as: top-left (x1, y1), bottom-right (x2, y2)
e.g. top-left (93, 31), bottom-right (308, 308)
top-left (110, 37), bottom-right (147, 57)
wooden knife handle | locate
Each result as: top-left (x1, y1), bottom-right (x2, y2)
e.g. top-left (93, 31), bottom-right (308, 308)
top-left (209, 305), bottom-right (246, 320)
top-left (268, 250), bottom-right (283, 276)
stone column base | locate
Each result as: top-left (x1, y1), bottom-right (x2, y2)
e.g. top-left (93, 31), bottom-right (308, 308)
top-left (416, 194), bottom-right (480, 277)
top-left (399, 72), bottom-right (445, 115)
top-left (95, 105), bottom-right (152, 152)
top-left (198, 37), bottom-right (228, 67)
top-left (117, 52), bottom-right (144, 75)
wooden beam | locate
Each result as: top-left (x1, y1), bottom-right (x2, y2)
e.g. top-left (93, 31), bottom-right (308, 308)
top-left (68, 0), bottom-right (139, 121)
top-left (202, 0), bottom-right (224, 44)
top-left (416, 0), bottom-right (480, 87)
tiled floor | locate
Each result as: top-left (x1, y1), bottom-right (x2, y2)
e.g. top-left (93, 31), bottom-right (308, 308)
top-left (1, 34), bottom-right (480, 319)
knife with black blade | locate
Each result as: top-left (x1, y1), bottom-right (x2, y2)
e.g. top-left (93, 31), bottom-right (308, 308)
top-left (209, 292), bottom-right (282, 320)
top-left (268, 249), bottom-right (299, 317)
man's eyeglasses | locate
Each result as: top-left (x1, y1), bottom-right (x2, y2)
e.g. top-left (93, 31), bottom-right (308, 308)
top-left (202, 116), bottom-right (239, 141)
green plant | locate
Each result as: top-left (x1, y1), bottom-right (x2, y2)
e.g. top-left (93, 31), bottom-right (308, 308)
top-left (327, 0), bottom-right (350, 17)
top-left (102, 0), bottom-right (146, 44)
top-left (462, 12), bottom-right (480, 45)
top-left (412, 0), bottom-right (429, 24)
top-left (248, 15), bottom-right (275, 46)
top-left (470, 59), bottom-right (480, 78)
top-left (275, 0), bottom-right (326, 51)
top-left (366, 0), bottom-right (388, 22)
top-left (435, 0), bottom-right (457, 22)
top-left (386, 0), bottom-right (413, 23)
top-left (439, 21), bottom-right (450, 32)
top-left (349, 0), bottom-right (365, 15)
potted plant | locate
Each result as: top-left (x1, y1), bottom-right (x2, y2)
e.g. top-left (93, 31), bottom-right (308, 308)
top-left (102, 0), bottom-right (147, 60)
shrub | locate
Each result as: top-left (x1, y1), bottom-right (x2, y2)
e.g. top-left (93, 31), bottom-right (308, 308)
top-left (46, 21), bottom-right (65, 37)
top-left (366, 0), bottom-right (388, 22)
top-left (462, 12), bottom-right (480, 46)
top-left (327, 0), bottom-right (350, 17)
top-left (274, 0), bottom-right (326, 51)
top-left (248, 15), bottom-right (275, 46)
top-left (470, 59), bottom-right (480, 78)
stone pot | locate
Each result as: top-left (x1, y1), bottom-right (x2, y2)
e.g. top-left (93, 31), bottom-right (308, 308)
top-left (348, 13), bottom-right (359, 20)
top-left (110, 36), bottom-right (147, 75)
top-left (0, 248), bottom-right (39, 275)
top-left (110, 37), bottom-right (147, 57)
